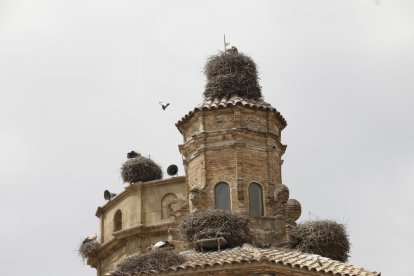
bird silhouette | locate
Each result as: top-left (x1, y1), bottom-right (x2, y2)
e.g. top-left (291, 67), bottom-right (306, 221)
top-left (127, 151), bottom-right (140, 159)
top-left (159, 101), bottom-right (170, 110)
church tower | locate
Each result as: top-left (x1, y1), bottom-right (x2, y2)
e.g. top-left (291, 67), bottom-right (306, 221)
top-left (82, 46), bottom-right (380, 276)
top-left (176, 97), bottom-right (287, 215)
top-left (175, 49), bottom-right (300, 246)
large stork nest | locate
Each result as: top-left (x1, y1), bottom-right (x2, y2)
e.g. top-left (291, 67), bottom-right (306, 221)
top-left (111, 250), bottom-right (186, 276)
top-left (290, 220), bottom-right (350, 262)
top-left (121, 155), bottom-right (163, 183)
top-left (178, 209), bottom-right (251, 250)
top-left (79, 240), bottom-right (100, 261)
top-left (203, 52), bottom-right (262, 100)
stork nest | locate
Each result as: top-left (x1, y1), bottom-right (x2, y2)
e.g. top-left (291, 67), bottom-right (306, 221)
top-left (121, 156), bottom-right (163, 183)
top-left (290, 220), bottom-right (350, 262)
top-left (203, 52), bottom-right (262, 100)
top-left (79, 240), bottom-right (100, 261)
top-left (178, 209), bottom-right (251, 250)
top-left (111, 250), bottom-right (186, 276)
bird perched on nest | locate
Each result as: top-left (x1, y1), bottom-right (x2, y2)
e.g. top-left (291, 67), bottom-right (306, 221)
top-left (127, 151), bottom-right (140, 159)
top-left (225, 42), bottom-right (238, 54)
top-left (82, 234), bottom-right (97, 245)
top-left (159, 101), bottom-right (170, 110)
top-left (146, 241), bottom-right (174, 251)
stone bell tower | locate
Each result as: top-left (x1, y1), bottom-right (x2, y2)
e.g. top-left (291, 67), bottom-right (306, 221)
top-left (175, 49), bottom-right (300, 246)
top-left (176, 97), bottom-right (287, 215)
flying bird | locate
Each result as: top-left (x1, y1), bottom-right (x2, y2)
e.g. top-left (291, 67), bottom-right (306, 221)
top-left (159, 101), bottom-right (170, 110)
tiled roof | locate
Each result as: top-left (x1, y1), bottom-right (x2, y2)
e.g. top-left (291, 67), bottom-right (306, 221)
top-left (176, 95), bottom-right (287, 128)
top-left (156, 244), bottom-right (380, 275)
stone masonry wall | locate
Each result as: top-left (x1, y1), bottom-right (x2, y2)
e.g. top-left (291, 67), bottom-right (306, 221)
top-left (95, 177), bottom-right (187, 276)
top-left (180, 106), bottom-right (286, 216)
top-left (101, 190), bottom-right (142, 243)
top-left (177, 105), bottom-right (291, 247)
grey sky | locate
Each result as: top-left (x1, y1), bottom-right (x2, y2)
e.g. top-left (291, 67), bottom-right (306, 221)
top-left (0, 0), bottom-right (413, 275)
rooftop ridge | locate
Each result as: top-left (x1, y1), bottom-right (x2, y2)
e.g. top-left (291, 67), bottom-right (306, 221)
top-left (149, 243), bottom-right (380, 276)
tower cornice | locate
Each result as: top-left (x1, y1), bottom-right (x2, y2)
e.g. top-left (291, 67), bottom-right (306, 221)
top-left (176, 95), bottom-right (287, 132)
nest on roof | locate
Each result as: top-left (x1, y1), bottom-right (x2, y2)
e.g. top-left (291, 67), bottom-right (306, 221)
top-left (121, 155), bottom-right (163, 183)
top-left (79, 240), bottom-right (100, 261)
top-left (178, 209), bottom-right (251, 250)
top-left (290, 220), bottom-right (350, 262)
top-left (203, 52), bottom-right (262, 100)
top-left (111, 250), bottom-right (186, 276)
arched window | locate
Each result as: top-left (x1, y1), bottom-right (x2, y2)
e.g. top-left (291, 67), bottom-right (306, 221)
top-left (249, 182), bottom-right (263, 216)
top-left (113, 209), bottom-right (122, 232)
top-left (215, 182), bottom-right (231, 211)
top-left (161, 193), bottom-right (177, 219)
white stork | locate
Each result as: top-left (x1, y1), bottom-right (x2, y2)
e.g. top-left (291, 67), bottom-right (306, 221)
top-left (147, 240), bottom-right (174, 251)
top-left (159, 101), bottom-right (170, 110)
top-left (82, 234), bottom-right (97, 245)
top-left (225, 42), bottom-right (238, 54)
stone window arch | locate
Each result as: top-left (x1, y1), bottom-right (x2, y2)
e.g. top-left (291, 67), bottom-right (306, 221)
top-left (161, 193), bottom-right (177, 219)
top-left (215, 182), bottom-right (231, 211)
top-left (249, 182), bottom-right (264, 216)
top-left (113, 209), bottom-right (122, 232)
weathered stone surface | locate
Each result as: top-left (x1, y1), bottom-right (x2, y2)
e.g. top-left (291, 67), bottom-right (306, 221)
top-left (285, 198), bottom-right (302, 223)
top-left (268, 184), bottom-right (289, 219)
top-left (168, 197), bottom-right (189, 219)
top-left (189, 183), bottom-right (211, 212)
top-left (178, 104), bottom-right (287, 217)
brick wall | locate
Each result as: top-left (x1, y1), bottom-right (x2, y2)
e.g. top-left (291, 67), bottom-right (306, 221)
top-left (179, 105), bottom-right (286, 216)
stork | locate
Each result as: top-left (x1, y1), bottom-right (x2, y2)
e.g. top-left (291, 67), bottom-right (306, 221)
top-left (159, 101), bottom-right (170, 110)
top-left (146, 240), bottom-right (174, 251)
top-left (223, 35), bottom-right (238, 54)
top-left (127, 151), bottom-right (140, 159)
top-left (82, 234), bottom-right (97, 245)
top-left (225, 42), bottom-right (238, 54)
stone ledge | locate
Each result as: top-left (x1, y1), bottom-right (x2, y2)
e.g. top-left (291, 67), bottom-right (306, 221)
top-left (96, 177), bottom-right (186, 217)
top-left (87, 220), bottom-right (175, 268)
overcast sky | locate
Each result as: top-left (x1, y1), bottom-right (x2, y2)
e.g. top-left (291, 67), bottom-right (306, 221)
top-left (1, 0), bottom-right (413, 275)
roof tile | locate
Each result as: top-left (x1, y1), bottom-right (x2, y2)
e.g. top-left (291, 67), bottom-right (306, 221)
top-left (154, 244), bottom-right (379, 276)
